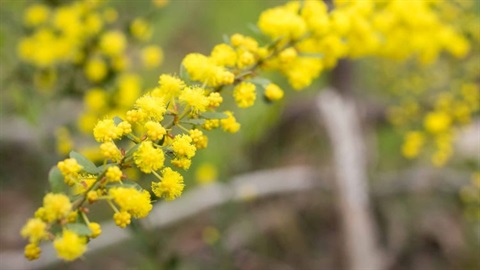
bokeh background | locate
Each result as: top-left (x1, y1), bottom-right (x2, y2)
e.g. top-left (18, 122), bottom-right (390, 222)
top-left (0, 1), bottom-right (479, 270)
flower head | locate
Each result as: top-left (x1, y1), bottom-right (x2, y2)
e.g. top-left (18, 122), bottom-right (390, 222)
top-left (93, 119), bottom-right (123, 142)
top-left (42, 193), bottom-right (72, 222)
top-left (152, 167), bottom-right (185, 200)
top-left (134, 141), bottom-right (165, 173)
top-left (24, 243), bottom-right (41, 261)
top-left (99, 31), bottom-right (126, 57)
top-left (53, 230), bottom-right (87, 261)
top-left (110, 187), bottom-right (153, 218)
top-left (21, 218), bottom-right (48, 243)
top-left (264, 83), bottom-right (284, 101)
top-left (220, 111), bottom-right (240, 133)
top-left (233, 82), bottom-right (256, 108)
top-left (179, 87), bottom-right (209, 114)
top-left (135, 94), bottom-right (166, 122)
top-left (171, 134), bottom-right (196, 159)
top-left (154, 74), bottom-right (185, 100)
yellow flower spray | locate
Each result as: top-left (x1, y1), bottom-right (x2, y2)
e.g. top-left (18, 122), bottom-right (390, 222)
top-left (20, 0), bottom-right (473, 262)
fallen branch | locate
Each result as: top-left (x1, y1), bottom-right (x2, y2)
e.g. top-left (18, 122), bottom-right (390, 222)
top-left (317, 89), bottom-right (384, 270)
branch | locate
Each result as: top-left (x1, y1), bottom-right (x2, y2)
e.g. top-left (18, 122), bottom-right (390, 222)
top-left (316, 89), bottom-right (384, 270)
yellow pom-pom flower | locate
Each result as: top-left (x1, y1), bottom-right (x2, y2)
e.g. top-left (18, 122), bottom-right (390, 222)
top-left (141, 45), bottom-right (163, 69)
top-left (179, 87), bottom-right (209, 114)
top-left (207, 92), bottom-right (223, 108)
top-left (172, 134), bottom-right (196, 159)
top-left (113, 211), bottom-right (131, 228)
top-left (57, 158), bottom-right (82, 177)
top-left (24, 4), bottom-right (49, 27)
top-left (88, 222), bottom-right (102, 239)
top-left (195, 163), bottom-right (218, 185)
top-left (93, 119), bottom-right (123, 142)
top-left (189, 129), bottom-right (208, 149)
top-left (57, 158), bottom-right (83, 186)
top-left (155, 74), bottom-right (185, 101)
top-left (42, 193), bottom-right (72, 222)
top-left (126, 109), bottom-right (146, 123)
top-left (20, 218), bottom-right (48, 243)
top-left (220, 111), bottom-right (240, 133)
top-left (258, 4), bottom-right (307, 40)
top-left (171, 157), bottom-right (192, 170)
top-left (109, 187), bottom-right (153, 218)
top-left (130, 18), bottom-right (152, 41)
top-left (182, 53), bottom-right (235, 87)
top-left (233, 82), bottom-right (256, 108)
top-left (84, 88), bottom-right (108, 113)
top-left (135, 94), bottom-right (166, 122)
top-left (100, 141), bottom-right (123, 162)
top-left (210, 43), bottom-right (237, 67)
top-left (145, 121), bottom-right (167, 141)
top-left (424, 111), bottom-right (452, 134)
top-left (106, 166), bottom-right (123, 182)
top-left (99, 31), bottom-right (126, 57)
top-left (24, 243), bottom-right (41, 261)
top-left (53, 230), bottom-right (87, 261)
top-left (134, 141), bottom-right (165, 173)
top-left (84, 58), bottom-right (107, 82)
top-left (401, 131), bottom-right (425, 159)
top-left (203, 119), bottom-right (220, 130)
top-left (151, 167), bottom-right (185, 200)
top-left (264, 83), bottom-right (284, 101)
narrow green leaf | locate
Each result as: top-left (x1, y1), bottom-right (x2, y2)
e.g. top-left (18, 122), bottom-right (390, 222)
top-left (70, 151), bottom-right (99, 174)
top-left (66, 223), bottom-right (92, 236)
top-left (48, 167), bottom-right (66, 193)
top-left (181, 118), bottom-right (206, 125)
top-left (201, 112), bottom-right (228, 119)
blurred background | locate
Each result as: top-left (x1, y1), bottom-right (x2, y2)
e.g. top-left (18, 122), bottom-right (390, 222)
top-left (0, 0), bottom-right (479, 269)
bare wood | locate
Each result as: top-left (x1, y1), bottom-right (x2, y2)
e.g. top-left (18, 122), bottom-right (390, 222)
top-left (317, 89), bottom-right (384, 270)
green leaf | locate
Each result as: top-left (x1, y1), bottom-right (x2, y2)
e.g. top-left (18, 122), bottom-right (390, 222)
top-left (249, 77), bottom-right (271, 88)
top-left (70, 151), bottom-right (99, 174)
top-left (48, 167), bottom-right (66, 193)
top-left (201, 112), bottom-right (228, 119)
top-left (106, 179), bottom-right (143, 190)
top-left (66, 223), bottom-right (92, 236)
top-left (222, 34), bottom-right (230, 44)
top-left (113, 116), bottom-right (123, 125)
top-left (179, 64), bottom-right (191, 82)
top-left (247, 23), bottom-right (261, 34)
top-left (181, 118), bottom-right (206, 126)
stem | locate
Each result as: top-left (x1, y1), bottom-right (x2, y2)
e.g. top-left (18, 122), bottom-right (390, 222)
top-left (72, 170), bottom-right (107, 209)
top-left (176, 124), bottom-right (190, 133)
top-left (107, 199), bottom-right (119, 213)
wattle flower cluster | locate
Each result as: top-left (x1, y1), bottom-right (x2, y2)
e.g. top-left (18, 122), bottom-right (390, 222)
top-left (20, 0), bottom-right (472, 262)
top-left (17, 1), bottom-right (166, 160)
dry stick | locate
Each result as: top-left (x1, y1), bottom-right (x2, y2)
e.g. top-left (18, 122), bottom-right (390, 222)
top-left (316, 89), bottom-right (384, 270)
